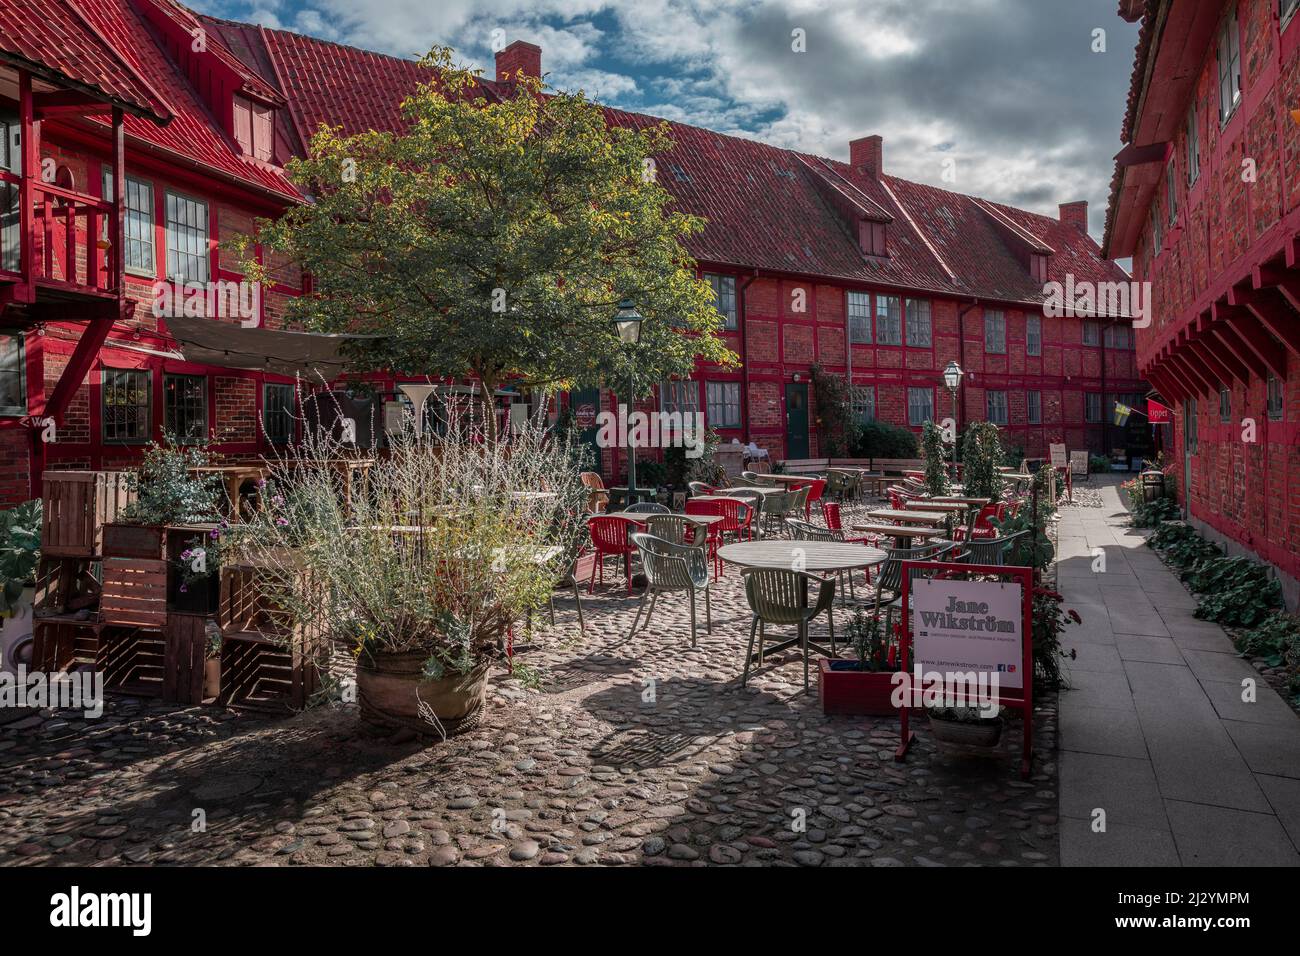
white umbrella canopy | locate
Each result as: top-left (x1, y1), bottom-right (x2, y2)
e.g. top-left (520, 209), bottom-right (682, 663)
top-left (163, 316), bottom-right (383, 378)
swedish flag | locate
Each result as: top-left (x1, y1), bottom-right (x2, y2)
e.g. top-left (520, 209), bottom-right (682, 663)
top-left (1113, 402), bottom-right (1132, 427)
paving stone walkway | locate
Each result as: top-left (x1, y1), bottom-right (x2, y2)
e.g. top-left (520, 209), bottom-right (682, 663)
top-left (1, 499), bottom-right (1060, 867)
top-left (1056, 478), bottom-right (1300, 866)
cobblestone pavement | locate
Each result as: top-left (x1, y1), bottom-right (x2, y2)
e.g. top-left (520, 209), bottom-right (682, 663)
top-left (1, 507), bottom-right (1060, 867)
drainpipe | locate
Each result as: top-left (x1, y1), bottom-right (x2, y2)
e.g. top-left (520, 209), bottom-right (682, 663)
top-left (738, 269), bottom-right (759, 444)
top-left (957, 299), bottom-right (979, 437)
top-left (1100, 321), bottom-right (1109, 459)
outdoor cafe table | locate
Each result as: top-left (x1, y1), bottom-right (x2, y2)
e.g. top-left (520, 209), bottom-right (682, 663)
top-left (851, 522), bottom-right (945, 548)
top-left (866, 508), bottom-right (949, 526)
top-left (930, 496), bottom-right (990, 507)
top-left (902, 500), bottom-right (970, 515)
top-left (718, 540), bottom-right (887, 664)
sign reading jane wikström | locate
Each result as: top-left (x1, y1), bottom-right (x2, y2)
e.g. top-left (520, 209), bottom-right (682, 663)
top-left (910, 577), bottom-right (1024, 691)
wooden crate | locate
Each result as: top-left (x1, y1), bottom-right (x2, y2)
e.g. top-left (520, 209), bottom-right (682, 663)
top-left (102, 523), bottom-right (167, 560)
top-left (99, 558), bottom-right (169, 629)
top-left (97, 626), bottom-right (165, 697)
top-left (41, 471), bottom-right (135, 558)
top-left (163, 612), bottom-right (209, 705)
top-left (217, 631), bottom-right (320, 712)
top-left (32, 619), bottom-right (101, 673)
top-left (32, 557), bottom-right (100, 616)
top-left (218, 560), bottom-right (303, 636)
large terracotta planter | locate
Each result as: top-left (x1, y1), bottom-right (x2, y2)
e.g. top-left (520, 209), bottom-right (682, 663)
top-left (356, 649), bottom-right (489, 738)
top-left (203, 658), bottom-right (221, 700)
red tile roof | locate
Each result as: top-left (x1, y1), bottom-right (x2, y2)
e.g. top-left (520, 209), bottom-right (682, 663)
top-left (0, 0), bottom-right (172, 121)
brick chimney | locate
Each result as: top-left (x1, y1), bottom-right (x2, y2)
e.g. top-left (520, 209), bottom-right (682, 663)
top-left (1058, 201), bottom-right (1089, 233)
top-left (495, 41), bottom-right (542, 82)
top-left (850, 135), bottom-right (883, 178)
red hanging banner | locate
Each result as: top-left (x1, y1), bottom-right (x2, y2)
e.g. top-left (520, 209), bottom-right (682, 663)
top-left (1146, 399), bottom-right (1172, 425)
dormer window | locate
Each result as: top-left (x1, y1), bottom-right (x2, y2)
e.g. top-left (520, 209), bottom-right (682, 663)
top-left (233, 95), bottom-right (274, 163)
top-left (861, 221), bottom-right (887, 257)
top-left (1030, 253), bottom-right (1049, 282)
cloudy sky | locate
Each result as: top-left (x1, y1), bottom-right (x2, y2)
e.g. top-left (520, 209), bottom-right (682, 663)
top-left (194, 0), bottom-right (1139, 239)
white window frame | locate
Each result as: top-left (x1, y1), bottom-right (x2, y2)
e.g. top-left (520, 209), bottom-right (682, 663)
top-left (875, 294), bottom-right (902, 346)
top-left (1026, 315), bottom-right (1042, 356)
top-left (1218, 11), bottom-right (1242, 125)
top-left (1186, 105), bottom-right (1200, 186)
top-left (907, 386), bottom-right (933, 426)
top-left (705, 273), bottom-right (737, 330)
top-left (1026, 390), bottom-right (1041, 424)
top-left (905, 298), bottom-right (931, 348)
top-left (165, 190), bottom-right (210, 283)
top-left (706, 380), bottom-right (741, 429)
top-left (1166, 161), bottom-right (1178, 226)
top-left (986, 390), bottom-right (1008, 425)
top-left (984, 309), bottom-right (1006, 354)
top-left (102, 169), bottom-right (156, 277)
top-left (847, 291), bottom-right (872, 344)
top-left (0, 330), bottom-right (25, 416)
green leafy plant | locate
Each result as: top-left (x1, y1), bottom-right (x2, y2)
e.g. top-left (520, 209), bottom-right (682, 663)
top-left (1130, 496), bottom-right (1180, 528)
top-left (0, 499), bottom-right (41, 614)
top-left (960, 421), bottom-right (1003, 503)
top-left (1032, 587), bottom-right (1079, 688)
top-left (847, 606), bottom-right (896, 671)
top-left (121, 439), bottom-right (223, 527)
top-left (810, 364), bottom-right (861, 458)
top-left (1189, 556), bottom-right (1281, 627)
top-left (1233, 612), bottom-right (1299, 668)
top-left (683, 428), bottom-right (727, 487)
top-left (854, 419), bottom-right (918, 460)
top-left (1089, 454), bottom-right (1111, 473)
top-left (921, 420), bottom-right (951, 497)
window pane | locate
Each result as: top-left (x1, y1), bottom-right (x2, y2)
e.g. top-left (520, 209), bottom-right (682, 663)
top-left (0, 332), bottom-right (24, 414)
top-left (905, 299), bottom-right (931, 348)
top-left (166, 191), bottom-right (209, 282)
top-left (986, 390), bottom-right (1008, 425)
top-left (876, 295), bottom-right (902, 345)
top-left (1268, 374), bottom-right (1284, 420)
top-left (984, 310), bottom-right (1005, 353)
top-left (103, 369), bottom-right (151, 442)
top-left (851, 385), bottom-right (875, 425)
top-left (847, 291), bottom-right (872, 344)
top-left (264, 383), bottom-right (295, 443)
top-left (1027, 390), bottom-right (1041, 424)
top-left (706, 381), bottom-right (740, 428)
top-left (1085, 393), bottom-right (1102, 423)
top-left (907, 387), bottom-right (933, 426)
top-left (1082, 321), bottom-right (1100, 346)
top-left (164, 374), bottom-right (207, 442)
top-left (706, 274), bottom-right (737, 330)
top-left (1026, 316), bottom-right (1041, 356)
top-left (661, 380), bottom-right (699, 415)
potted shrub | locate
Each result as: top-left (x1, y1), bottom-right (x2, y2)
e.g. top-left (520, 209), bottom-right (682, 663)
top-left (959, 421), bottom-right (1003, 503)
top-left (818, 606), bottom-right (900, 716)
top-left (1, 500), bottom-right (41, 669)
top-left (926, 704), bottom-right (1005, 747)
top-left (230, 402), bottom-right (587, 738)
top-left (920, 420), bottom-right (951, 496)
top-left (106, 440), bottom-right (223, 560)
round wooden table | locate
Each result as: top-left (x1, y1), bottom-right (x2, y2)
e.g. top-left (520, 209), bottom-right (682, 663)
top-left (718, 540), bottom-right (886, 572)
top-left (867, 508), bottom-right (948, 526)
top-left (851, 522), bottom-right (945, 548)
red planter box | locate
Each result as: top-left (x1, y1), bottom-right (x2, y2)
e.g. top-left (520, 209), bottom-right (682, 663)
top-left (818, 658), bottom-right (900, 716)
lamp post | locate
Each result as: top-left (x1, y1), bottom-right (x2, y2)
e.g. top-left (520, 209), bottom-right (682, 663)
top-left (613, 299), bottom-right (645, 505)
top-left (943, 360), bottom-right (963, 480)
top-left (398, 382), bottom-right (436, 444)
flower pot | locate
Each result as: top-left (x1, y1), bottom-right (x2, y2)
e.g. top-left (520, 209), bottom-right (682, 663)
top-left (102, 523), bottom-right (167, 560)
top-left (203, 658), bottom-right (221, 700)
top-left (356, 649), bottom-right (490, 738)
top-left (818, 658), bottom-right (899, 716)
top-left (927, 713), bottom-right (1003, 747)
top-left (168, 565), bottom-right (220, 614)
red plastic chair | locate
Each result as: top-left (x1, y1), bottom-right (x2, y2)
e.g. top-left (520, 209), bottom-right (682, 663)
top-left (801, 477), bottom-right (827, 518)
top-left (587, 515), bottom-right (636, 594)
top-left (685, 499), bottom-right (725, 579)
top-left (954, 502), bottom-right (999, 540)
top-left (821, 501), bottom-right (876, 584)
top-left (714, 496), bottom-right (754, 544)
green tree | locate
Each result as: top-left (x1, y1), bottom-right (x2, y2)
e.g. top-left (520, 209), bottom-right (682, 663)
top-left (239, 48), bottom-right (736, 435)
top-left (961, 421), bottom-right (1003, 503)
top-left (921, 421), bottom-right (951, 496)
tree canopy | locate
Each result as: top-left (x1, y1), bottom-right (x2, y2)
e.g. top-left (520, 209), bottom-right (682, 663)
top-left (238, 48), bottom-right (737, 427)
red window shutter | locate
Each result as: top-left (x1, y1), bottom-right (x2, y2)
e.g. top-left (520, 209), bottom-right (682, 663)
top-left (252, 103), bottom-right (274, 162)
top-left (233, 96), bottom-right (252, 154)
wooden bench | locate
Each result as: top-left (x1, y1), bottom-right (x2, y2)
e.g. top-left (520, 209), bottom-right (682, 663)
top-left (778, 458), bottom-right (830, 475)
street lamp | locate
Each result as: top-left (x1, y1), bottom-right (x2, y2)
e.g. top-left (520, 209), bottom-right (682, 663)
top-left (942, 360), bottom-right (963, 479)
top-left (398, 382), bottom-right (436, 442)
top-left (612, 299), bottom-right (645, 504)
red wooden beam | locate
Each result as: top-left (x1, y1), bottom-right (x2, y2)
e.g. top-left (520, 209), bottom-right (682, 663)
top-left (1186, 335), bottom-right (1237, 389)
top-left (1146, 365), bottom-right (1185, 404)
top-left (1114, 142), bottom-right (1174, 167)
top-left (1166, 352), bottom-right (1213, 396)
top-left (1232, 285), bottom-right (1300, 359)
top-left (15, 70), bottom-right (34, 303)
top-left (1195, 314), bottom-right (1249, 383)
top-left (1212, 302), bottom-right (1287, 378)
top-left (1208, 320), bottom-right (1268, 380)
top-left (1176, 341), bottom-right (1224, 392)
top-left (44, 320), bottom-right (113, 424)
top-left (111, 107), bottom-right (125, 294)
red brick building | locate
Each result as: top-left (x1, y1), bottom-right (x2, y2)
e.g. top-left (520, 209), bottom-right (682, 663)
top-left (1, 0), bottom-right (1142, 509)
top-left (1103, 0), bottom-right (1300, 599)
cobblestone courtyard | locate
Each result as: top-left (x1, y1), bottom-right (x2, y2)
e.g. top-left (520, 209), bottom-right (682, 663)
top-left (1, 507), bottom-right (1062, 868)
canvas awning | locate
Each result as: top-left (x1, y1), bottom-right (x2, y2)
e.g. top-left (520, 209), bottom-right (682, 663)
top-left (164, 316), bottom-right (382, 378)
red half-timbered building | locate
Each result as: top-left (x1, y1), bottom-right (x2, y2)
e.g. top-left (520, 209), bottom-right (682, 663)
top-left (1103, 0), bottom-right (1300, 598)
top-left (1, 0), bottom-right (1143, 509)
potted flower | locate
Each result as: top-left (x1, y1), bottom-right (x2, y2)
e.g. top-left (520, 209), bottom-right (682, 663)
top-left (818, 606), bottom-right (900, 716)
top-left (230, 402), bottom-right (588, 738)
top-left (926, 704), bottom-right (1005, 747)
top-left (105, 439), bottom-right (223, 560)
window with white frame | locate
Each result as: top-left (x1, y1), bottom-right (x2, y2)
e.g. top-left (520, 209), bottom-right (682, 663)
top-left (660, 379), bottom-right (699, 415)
top-left (984, 309), bottom-right (1006, 354)
top-left (165, 191), bottom-right (209, 282)
top-left (850, 385), bottom-right (875, 425)
top-left (706, 381), bottom-right (740, 428)
top-left (875, 294), bottom-right (902, 345)
top-left (905, 298), bottom-right (931, 348)
top-left (1082, 320), bottom-right (1101, 346)
top-left (1268, 373), bottom-right (1284, 420)
top-left (1218, 11), bottom-right (1242, 124)
top-left (907, 386), bottom-right (933, 426)
top-left (102, 171), bottom-right (155, 275)
top-left (986, 390), bottom-right (1008, 425)
top-left (1186, 105), bottom-right (1200, 185)
top-left (1026, 315), bottom-right (1042, 356)
top-left (847, 291), bottom-right (872, 343)
top-left (1166, 161), bottom-right (1178, 225)
top-left (0, 331), bottom-right (25, 416)
top-left (1027, 390), bottom-right (1041, 424)
top-left (1219, 387), bottom-right (1231, 423)
top-left (705, 273), bottom-right (737, 330)
top-left (1085, 392), bottom-right (1102, 423)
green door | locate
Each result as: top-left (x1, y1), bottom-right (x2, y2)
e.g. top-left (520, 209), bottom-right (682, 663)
top-left (785, 382), bottom-right (809, 459)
